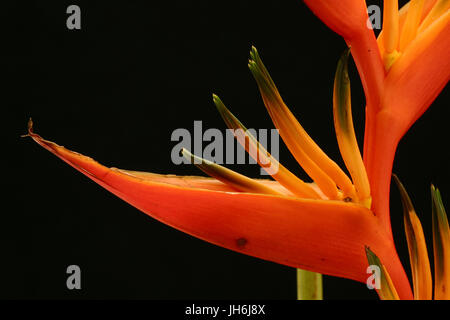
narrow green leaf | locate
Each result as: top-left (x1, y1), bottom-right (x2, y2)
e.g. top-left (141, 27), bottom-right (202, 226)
top-left (333, 49), bottom-right (371, 207)
top-left (393, 175), bottom-right (432, 299)
top-left (431, 185), bottom-right (450, 299)
top-left (181, 148), bottom-right (281, 196)
top-left (365, 246), bottom-right (400, 300)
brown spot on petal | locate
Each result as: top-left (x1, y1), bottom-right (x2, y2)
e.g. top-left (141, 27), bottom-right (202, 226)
top-left (236, 237), bottom-right (248, 248)
top-left (343, 197), bottom-right (352, 202)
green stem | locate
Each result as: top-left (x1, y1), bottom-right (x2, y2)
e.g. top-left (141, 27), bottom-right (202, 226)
top-left (297, 269), bottom-right (323, 300)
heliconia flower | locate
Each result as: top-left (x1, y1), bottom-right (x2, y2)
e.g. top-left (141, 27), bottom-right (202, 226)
top-left (26, 48), bottom-right (415, 299)
top-left (304, 0), bottom-right (450, 241)
top-left (367, 176), bottom-right (449, 300)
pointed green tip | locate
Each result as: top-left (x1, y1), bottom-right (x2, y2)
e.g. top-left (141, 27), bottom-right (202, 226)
top-left (431, 184), bottom-right (437, 204)
top-left (337, 48), bottom-right (351, 80)
top-left (365, 246), bottom-right (400, 300)
top-left (250, 45), bottom-right (258, 58)
top-left (431, 183), bottom-right (450, 300)
top-left (392, 174), bottom-right (416, 217)
top-left (365, 246), bottom-right (373, 259)
top-left (337, 47), bottom-right (351, 70)
top-left (182, 148), bottom-right (206, 165)
top-left (212, 93), bottom-right (225, 110)
top-left (181, 147), bottom-right (190, 157)
top-left (342, 47), bottom-right (351, 58)
top-left (392, 174), bottom-right (402, 190)
top-left (431, 184), bottom-right (447, 221)
top-left (248, 60), bottom-right (262, 80)
top-left (335, 48), bottom-right (351, 79)
top-left (365, 246), bottom-right (380, 270)
top-left (431, 184), bottom-right (443, 206)
top-left (181, 147), bottom-right (194, 160)
top-left (333, 47), bottom-right (353, 135)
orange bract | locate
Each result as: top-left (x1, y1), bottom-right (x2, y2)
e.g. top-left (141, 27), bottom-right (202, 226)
top-left (25, 120), bottom-right (398, 285)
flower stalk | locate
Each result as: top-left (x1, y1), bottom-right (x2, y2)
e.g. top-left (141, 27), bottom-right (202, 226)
top-left (297, 269), bottom-right (323, 300)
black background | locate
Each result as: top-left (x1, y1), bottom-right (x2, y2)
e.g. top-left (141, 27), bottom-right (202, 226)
top-left (3, 0), bottom-right (449, 299)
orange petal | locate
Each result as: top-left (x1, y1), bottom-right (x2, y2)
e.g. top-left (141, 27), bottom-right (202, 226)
top-left (25, 121), bottom-right (413, 298)
top-left (383, 0), bottom-right (400, 54)
top-left (399, 0), bottom-right (426, 52)
top-left (383, 9), bottom-right (450, 133)
top-left (381, 0), bottom-right (401, 72)
top-left (377, 0), bottom-right (438, 55)
top-left (418, 0), bottom-right (450, 33)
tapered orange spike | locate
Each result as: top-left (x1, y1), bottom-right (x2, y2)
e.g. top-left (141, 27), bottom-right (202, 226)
top-left (418, 0), bottom-right (450, 33)
top-left (383, 0), bottom-right (401, 70)
top-left (248, 47), bottom-right (356, 200)
top-left (383, 0), bottom-right (400, 53)
top-left (212, 94), bottom-right (321, 199)
top-left (399, 0), bottom-right (425, 52)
